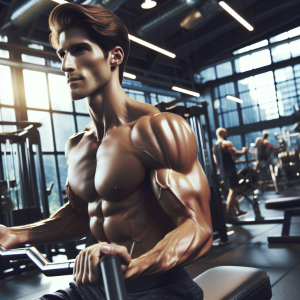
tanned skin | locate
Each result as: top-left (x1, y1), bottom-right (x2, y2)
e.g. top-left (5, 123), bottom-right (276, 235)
top-left (0, 27), bottom-right (212, 284)
top-left (213, 129), bottom-right (248, 214)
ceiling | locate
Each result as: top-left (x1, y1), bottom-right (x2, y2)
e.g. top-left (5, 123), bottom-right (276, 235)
top-left (0, 0), bottom-right (299, 90)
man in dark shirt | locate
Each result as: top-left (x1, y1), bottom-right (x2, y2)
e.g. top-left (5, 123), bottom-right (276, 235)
top-left (213, 128), bottom-right (248, 217)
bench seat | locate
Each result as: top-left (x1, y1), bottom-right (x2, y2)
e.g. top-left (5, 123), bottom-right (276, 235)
top-left (194, 266), bottom-right (272, 300)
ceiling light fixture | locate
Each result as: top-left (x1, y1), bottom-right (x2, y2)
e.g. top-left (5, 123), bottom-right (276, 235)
top-left (123, 72), bottom-right (136, 80)
top-left (219, 1), bottom-right (253, 31)
top-left (51, 0), bottom-right (68, 4)
top-left (129, 34), bottom-right (176, 58)
top-left (172, 86), bottom-right (200, 98)
top-left (226, 95), bottom-right (243, 103)
top-left (141, 0), bottom-right (157, 9)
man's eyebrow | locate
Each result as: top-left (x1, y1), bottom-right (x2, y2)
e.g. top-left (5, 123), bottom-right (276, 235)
top-left (56, 42), bottom-right (90, 55)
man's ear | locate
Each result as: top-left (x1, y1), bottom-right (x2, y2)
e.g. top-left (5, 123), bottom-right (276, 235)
top-left (110, 46), bottom-right (124, 66)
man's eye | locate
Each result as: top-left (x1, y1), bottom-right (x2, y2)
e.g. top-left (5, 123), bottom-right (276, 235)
top-left (77, 47), bottom-right (86, 53)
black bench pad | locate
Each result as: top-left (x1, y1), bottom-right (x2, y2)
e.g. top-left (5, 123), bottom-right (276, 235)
top-left (265, 196), bottom-right (300, 210)
top-left (193, 266), bottom-right (272, 300)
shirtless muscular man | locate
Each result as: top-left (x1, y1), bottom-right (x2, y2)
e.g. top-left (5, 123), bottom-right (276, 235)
top-left (0, 3), bottom-right (212, 299)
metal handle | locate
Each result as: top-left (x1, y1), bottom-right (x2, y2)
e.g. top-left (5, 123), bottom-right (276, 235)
top-left (0, 247), bottom-right (127, 299)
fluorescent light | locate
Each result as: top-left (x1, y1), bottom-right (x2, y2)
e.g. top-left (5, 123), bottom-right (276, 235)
top-left (277, 133), bottom-right (300, 139)
top-left (128, 34), bottom-right (176, 58)
top-left (141, 0), bottom-right (157, 9)
top-left (123, 72), bottom-right (136, 79)
top-left (172, 86), bottom-right (200, 97)
top-left (219, 1), bottom-right (253, 31)
top-left (51, 0), bottom-right (68, 3)
top-left (226, 95), bottom-right (243, 103)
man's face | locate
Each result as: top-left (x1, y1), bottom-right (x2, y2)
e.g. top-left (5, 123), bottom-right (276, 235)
top-left (57, 27), bottom-right (111, 100)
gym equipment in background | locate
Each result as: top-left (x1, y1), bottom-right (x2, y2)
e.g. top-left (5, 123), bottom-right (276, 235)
top-left (0, 246), bottom-right (272, 300)
top-left (155, 99), bottom-right (229, 245)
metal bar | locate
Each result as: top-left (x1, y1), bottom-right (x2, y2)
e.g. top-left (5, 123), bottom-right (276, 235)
top-left (282, 211), bottom-right (292, 235)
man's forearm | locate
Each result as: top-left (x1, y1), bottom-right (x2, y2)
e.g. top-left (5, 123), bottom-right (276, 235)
top-left (124, 218), bottom-right (212, 281)
top-left (5, 202), bottom-right (90, 247)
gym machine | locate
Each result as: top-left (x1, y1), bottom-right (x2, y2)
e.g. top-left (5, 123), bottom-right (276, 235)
top-left (0, 245), bottom-right (272, 300)
top-left (0, 121), bottom-right (53, 278)
top-left (155, 99), bottom-right (229, 245)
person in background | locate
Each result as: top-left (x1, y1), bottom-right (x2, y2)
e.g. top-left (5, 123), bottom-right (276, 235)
top-left (213, 127), bottom-right (248, 218)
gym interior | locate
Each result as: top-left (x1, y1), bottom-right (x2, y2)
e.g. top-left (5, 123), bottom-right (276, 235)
top-left (0, 0), bottom-right (299, 299)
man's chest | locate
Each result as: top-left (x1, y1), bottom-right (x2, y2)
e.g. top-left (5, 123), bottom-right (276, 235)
top-left (67, 127), bottom-right (146, 202)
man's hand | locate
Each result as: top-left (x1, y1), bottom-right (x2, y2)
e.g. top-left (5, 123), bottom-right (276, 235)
top-left (73, 242), bottom-right (131, 285)
top-left (0, 225), bottom-right (20, 250)
top-left (242, 147), bottom-right (248, 154)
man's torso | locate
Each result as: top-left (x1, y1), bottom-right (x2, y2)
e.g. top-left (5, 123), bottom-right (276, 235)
top-left (66, 116), bottom-right (176, 259)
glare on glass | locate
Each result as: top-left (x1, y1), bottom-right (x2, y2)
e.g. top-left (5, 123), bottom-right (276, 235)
top-left (48, 74), bottom-right (73, 112)
top-left (0, 65), bottom-right (14, 105)
top-left (23, 69), bottom-right (49, 109)
top-left (254, 71), bottom-right (274, 88)
top-left (0, 107), bottom-right (16, 133)
top-left (271, 44), bottom-right (291, 63)
top-left (216, 61), bottom-right (232, 79)
top-left (274, 66), bottom-right (294, 83)
top-left (76, 115), bottom-right (91, 131)
top-left (27, 110), bottom-right (54, 152)
top-left (0, 50), bottom-right (9, 59)
top-left (251, 49), bottom-right (271, 69)
top-left (21, 54), bottom-right (45, 66)
top-left (74, 98), bottom-right (89, 114)
top-left (219, 82), bottom-right (235, 97)
top-left (290, 40), bottom-right (300, 58)
top-left (235, 55), bottom-right (252, 73)
top-left (53, 113), bottom-right (76, 151)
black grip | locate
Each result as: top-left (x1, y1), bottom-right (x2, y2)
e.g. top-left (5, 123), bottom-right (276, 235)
top-left (100, 255), bottom-right (127, 300)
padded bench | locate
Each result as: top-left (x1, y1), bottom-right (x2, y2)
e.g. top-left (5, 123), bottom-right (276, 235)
top-left (194, 266), bottom-right (272, 300)
top-left (265, 196), bottom-right (300, 243)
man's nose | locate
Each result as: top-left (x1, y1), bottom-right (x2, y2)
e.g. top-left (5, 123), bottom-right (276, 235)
top-left (61, 53), bottom-right (75, 73)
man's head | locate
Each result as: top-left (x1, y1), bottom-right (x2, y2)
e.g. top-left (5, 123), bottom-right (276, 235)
top-left (216, 127), bottom-right (227, 140)
top-left (263, 131), bottom-right (269, 139)
top-left (49, 3), bottom-right (129, 99)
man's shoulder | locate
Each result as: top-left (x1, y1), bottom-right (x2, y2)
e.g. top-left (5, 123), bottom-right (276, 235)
top-left (131, 112), bottom-right (197, 171)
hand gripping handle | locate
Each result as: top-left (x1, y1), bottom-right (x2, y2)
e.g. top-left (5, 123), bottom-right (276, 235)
top-left (0, 246), bottom-right (127, 300)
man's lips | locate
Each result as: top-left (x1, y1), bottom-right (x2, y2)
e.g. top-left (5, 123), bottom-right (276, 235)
top-left (67, 77), bottom-right (82, 84)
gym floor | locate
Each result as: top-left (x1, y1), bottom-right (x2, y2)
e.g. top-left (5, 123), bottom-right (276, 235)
top-left (0, 188), bottom-right (299, 300)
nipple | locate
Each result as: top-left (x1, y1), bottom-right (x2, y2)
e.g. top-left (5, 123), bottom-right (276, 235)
top-left (115, 186), bottom-right (122, 192)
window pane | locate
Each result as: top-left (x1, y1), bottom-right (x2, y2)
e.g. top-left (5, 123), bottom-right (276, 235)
top-left (278, 97), bottom-right (298, 116)
top-left (74, 99), bottom-right (89, 114)
top-left (271, 44), bottom-right (291, 63)
top-left (235, 55), bottom-right (252, 73)
top-left (259, 101), bottom-right (279, 121)
top-left (237, 77), bottom-right (255, 92)
top-left (0, 49), bottom-right (9, 59)
top-left (276, 80), bottom-right (296, 100)
top-left (76, 115), bottom-right (91, 131)
top-left (294, 64), bottom-right (300, 78)
top-left (57, 154), bottom-right (68, 193)
top-left (23, 70), bottom-right (49, 109)
top-left (290, 39), bottom-right (300, 58)
top-left (296, 78), bottom-right (300, 95)
top-left (219, 82), bottom-right (235, 97)
top-left (21, 54), bottom-right (45, 66)
top-left (256, 85), bottom-right (276, 103)
top-left (288, 26), bottom-right (300, 38)
top-left (240, 91), bottom-right (257, 107)
top-left (0, 107), bottom-right (16, 133)
top-left (220, 97), bottom-right (237, 112)
top-left (157, 94), bottom-right (174, 102)
top-left (218, 114), bottom-right (223, 127)
top-left (27, 110), bottom-right (54, 152)
top-left (216, 62), bottom-right (232, 79)
top-left (43, 155), bottom-right (61, 215)
top-left (53, 113), bottom-right (76, 151)
top-left (48, 74), bottom-right (73, 112)
top-left (254, 71), bottom-right (274, 88)
top-left (274, 66), bottom-right (294, 83)
top-left (0, 65), bottom-right (14, 105)
top-left (242, 106), bottom-right (260, 124)
top-left (251, 49), bottom-right (271, 69)
top-left (223, 111), bottom-right (239, 127)
top-left (125, 89), bottom-right (145, 103)
top-left (196, 67), bottom-right (216, 83)
top-left (270, 32), bottom-right (288, 43)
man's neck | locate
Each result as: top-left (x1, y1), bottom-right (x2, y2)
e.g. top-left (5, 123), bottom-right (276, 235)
top-left (87, 74), bottom-right (130, 141)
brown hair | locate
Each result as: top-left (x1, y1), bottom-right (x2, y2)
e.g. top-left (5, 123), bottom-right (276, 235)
top-left (49, 3), bottom-right (130, 84)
